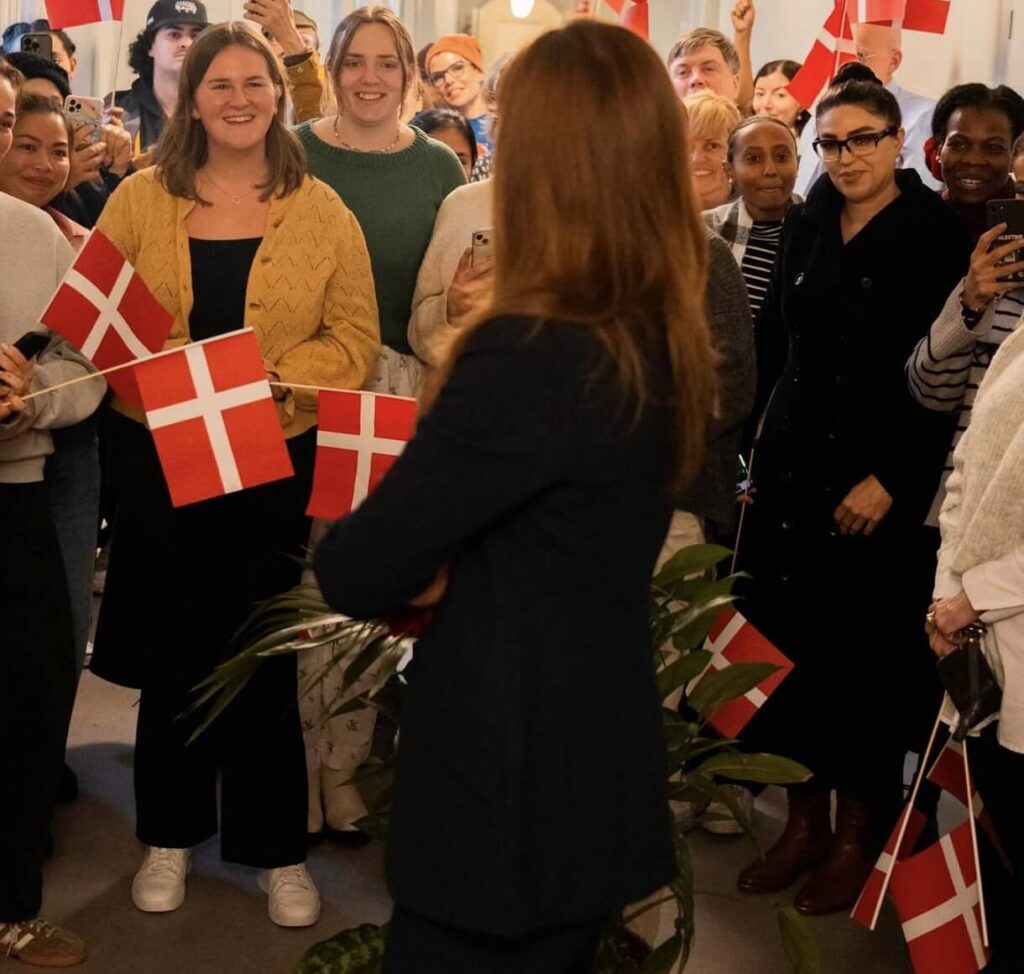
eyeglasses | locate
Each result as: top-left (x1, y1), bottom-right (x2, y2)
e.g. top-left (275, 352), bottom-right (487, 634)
top-left (812, 127), bottom-right (898, 162)
top-left (428, 59), bottom-right (468, 87)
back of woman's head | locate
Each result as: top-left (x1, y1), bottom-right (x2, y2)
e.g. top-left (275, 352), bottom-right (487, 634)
top-left (486, 20), bottom-right (715, 485)
top-left (817, 61), bottom-right (901, 128)
top-left (932, 83), bottom-right (1024, 143)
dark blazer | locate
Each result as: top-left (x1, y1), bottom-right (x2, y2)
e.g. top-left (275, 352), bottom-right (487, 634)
top-left (675, 230), bottom-right (756, 535)
top-left (314, 316), bottom-right (677, 937)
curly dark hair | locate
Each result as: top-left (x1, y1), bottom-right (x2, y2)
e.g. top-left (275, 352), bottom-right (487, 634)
top-left (931, 83), bottom-right (1024, 145)
top-left (128, 24), bottom-right (159, 86)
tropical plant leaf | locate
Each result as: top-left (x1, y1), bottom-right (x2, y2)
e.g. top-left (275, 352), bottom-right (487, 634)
top-left (353, 810), bottom-right (390, 842)
top-left (295, 922), bottom-right (387, 973)
top-left (668, 595), bottom-right (740, 652)
top-left (686, 662), bottom-right (779, 717)
top-left (656, 650), bottom-right (712, 699)
top-left (698, 752), bottom-right (812, 785)
top-left (672, 829), bottom-right (695, 961)
top-left (652, 543), bottom-right (731, 590)
top-left (637, 932), bottom-right (682, 974)
top-left (777, 906), bottom-right (825, 974)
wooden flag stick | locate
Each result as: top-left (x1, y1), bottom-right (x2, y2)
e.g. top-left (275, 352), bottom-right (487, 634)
top-left (962, 738), bottom-right (990, 947)
top-left (867, 700), bottom-right (947, 930)
top-left (18, 359), bottom-right (135, 402)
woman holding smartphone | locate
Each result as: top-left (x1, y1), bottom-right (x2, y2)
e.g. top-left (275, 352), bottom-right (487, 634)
top-left (314, 20), bottom-right (716, 971)
top-left (735, 62), bottom-right (972, 915)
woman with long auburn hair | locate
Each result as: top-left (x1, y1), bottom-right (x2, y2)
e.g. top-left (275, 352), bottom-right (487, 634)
top-left (313, 20), bottom-right (715, 972)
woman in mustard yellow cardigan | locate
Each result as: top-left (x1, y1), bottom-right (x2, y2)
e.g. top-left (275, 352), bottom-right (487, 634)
top-left (91, 23), bottom-right (380, 928)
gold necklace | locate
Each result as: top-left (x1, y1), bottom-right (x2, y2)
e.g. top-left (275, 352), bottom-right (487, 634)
top-left (332, 114), bottom-right (402, 153)
top-left (201, 169), bottom-right (257, 205)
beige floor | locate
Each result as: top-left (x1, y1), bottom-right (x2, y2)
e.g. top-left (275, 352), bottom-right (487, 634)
top-left (46, 671), bottom-right (915, 973)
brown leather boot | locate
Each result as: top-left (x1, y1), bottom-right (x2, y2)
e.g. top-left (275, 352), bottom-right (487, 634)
top-left (793, 795), bottom-right (883, 916)
top-left (737, 785), bottom-right (832, 894)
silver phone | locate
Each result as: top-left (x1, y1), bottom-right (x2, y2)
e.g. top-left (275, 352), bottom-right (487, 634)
top-left (471, 228), bottom-right (494, 267)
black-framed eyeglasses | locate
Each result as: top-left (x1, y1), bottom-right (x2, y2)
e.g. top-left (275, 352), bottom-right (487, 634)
top-left (812, 127), bottom-right (898, 162)
top-left (427, 59), bottom-right (468, 87)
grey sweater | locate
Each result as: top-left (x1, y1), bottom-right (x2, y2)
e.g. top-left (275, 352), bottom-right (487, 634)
top-left (0, 194), bottom-right (106, 484)
top-left (675, 230), bottom-right (756, 533)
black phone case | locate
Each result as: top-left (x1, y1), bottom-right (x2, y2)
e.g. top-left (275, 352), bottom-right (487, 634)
top-left (987, 198), bottom-right (1024, 283)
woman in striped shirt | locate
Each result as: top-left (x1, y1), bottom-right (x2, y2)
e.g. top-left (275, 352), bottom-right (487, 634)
top-left (704, 116), bottom-right (799, 323)
top-left (907, 84), bottom-right (1024, 522)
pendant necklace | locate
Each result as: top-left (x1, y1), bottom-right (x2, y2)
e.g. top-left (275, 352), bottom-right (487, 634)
top-left (202, 170), bottom-right (256, 205)
top-left (332, 114), bottom-right (402, 153)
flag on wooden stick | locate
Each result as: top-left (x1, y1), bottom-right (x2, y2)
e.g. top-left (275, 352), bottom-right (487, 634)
top-left (134, 330), bottom-right (293, 507)
top-left (44, 0), bottom-right (125, 28)
top-left (307, 390), bottom-right (417, 520)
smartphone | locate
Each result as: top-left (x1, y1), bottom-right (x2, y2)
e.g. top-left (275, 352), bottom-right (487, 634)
top-left (471, 228), bottom-right (494, 267)
top-left (20, 32), bottom-right (54, 61)
top-left (987, 198), bottom-right (1024, 283)
top-left (64, 95), bottom-right (105, 145)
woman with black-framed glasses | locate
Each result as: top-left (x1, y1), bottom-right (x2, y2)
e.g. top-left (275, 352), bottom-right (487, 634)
top-left (733, 61), bottom-right (972, 917)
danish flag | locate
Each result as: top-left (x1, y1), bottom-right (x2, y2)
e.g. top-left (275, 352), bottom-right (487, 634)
top-left (889, 821), bottom-right (989, 974)
top-left (692, 610), bottom-right (793, 738)
top-left (927, 737), bottom-right (1010, 870)
top-left (852, 803), bottom-right (928, 929)
top-left (134, 330), bottom-right (293, 508)
top-left (306, 390), bottom-right (417, 520)
top-left (788, 0), bottom-right (950, 110)
top-left (40, 231), bottom-right (173, 403)
top-left (44, 0), bottom-right (125, 28)
top-left (786, 1), bottom-right (857, 110)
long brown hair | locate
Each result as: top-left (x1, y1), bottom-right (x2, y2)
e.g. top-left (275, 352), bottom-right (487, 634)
top-left (153, 22), bottom-right (305, 203)
top-left (325, 6), bottom-right (417, 109)
top-left (431, 21), bottom-right (715, 487)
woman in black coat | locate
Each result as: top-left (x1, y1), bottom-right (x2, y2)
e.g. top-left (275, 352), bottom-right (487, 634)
top-left (313, 21), bottom-right (718, 974)
top-left (736, 63), bottom-right (972, 915)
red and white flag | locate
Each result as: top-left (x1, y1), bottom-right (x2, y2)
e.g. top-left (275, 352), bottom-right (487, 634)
top-left (787, 0), bottom-right (858, 109)
top-left (40, 230), bottom-right (173, 403)
top-left (306, 390), bottom-right (417, 520)
top-left (847, 0), bottom-right (907, 24)
top-left (852, 803), bottom-right (928, 929)
top-left (889, 821), bottom-right (989, 974)
top-left (692, 610), bottom-right (793, 738)
top-left (905, 0), bottom-right (952, 33)
top-left (44, 0), bottom-right (125, 28)
top-left (927, 737), bottom-right (1010, 869)
top-left (134, 330), bottom-right (292, 508)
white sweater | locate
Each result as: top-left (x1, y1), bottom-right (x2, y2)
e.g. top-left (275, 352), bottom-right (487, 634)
top-left (935, 326), bottom-right (1024, 753)
top-left (407, 181), bottom-right (493, 367)
top-left (0, 194), bottom-right (106, 483)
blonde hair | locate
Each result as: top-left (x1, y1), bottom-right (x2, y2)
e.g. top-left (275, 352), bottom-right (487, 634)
top-left (426, 20), bottom-right (716, 488)
top-left (153, 22), bottom-right (305, 203)
top-left (684, 90), bottom-right (741, 142)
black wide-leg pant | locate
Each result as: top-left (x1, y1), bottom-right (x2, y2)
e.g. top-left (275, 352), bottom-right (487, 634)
top-left (383, 907), bottom-right (604, 974)
top-left (0, 482), bottom-right (75, 922)
top-left (93, 415), bottom-right (315, 868)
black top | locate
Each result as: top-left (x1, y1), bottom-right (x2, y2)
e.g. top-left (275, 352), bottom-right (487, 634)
top-left (188, 238), bottom-right (262, 342)
top-left (314, 316), bottom-right (677, 936)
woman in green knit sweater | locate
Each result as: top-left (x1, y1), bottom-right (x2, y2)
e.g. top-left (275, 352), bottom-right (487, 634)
top-left (296, 5), bottom-right (465, 397)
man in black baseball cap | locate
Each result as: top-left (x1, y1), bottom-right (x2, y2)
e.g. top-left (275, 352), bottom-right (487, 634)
top-left (109, 0), bottom-right (210, 153)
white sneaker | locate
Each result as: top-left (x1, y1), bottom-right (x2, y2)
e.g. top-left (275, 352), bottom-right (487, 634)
top-left (701, 784), bottom-right (754, 837)
top-left (131, 847), bottom-right (191, 912)
top-left (258, 864), bottom-right (321, 927)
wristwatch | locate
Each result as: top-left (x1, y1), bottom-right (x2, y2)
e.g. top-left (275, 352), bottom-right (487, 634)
top-left (282, 50), bottom-right (313, 67)
top-left (958, 290), bottom-right (985, 328)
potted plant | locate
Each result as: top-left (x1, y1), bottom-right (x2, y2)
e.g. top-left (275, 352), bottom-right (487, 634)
top-left (189, 544), bottom-right (822, 974)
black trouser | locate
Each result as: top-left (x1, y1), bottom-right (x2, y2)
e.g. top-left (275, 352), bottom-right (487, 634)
top-left (0, 482), bottom-right (75, 921)
top-left (95, 417), bottom-right (314, 868)
top-left (969, 725), bottom-right (1024, 973)
top-left (383, 907), bottom-right (604, 974)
